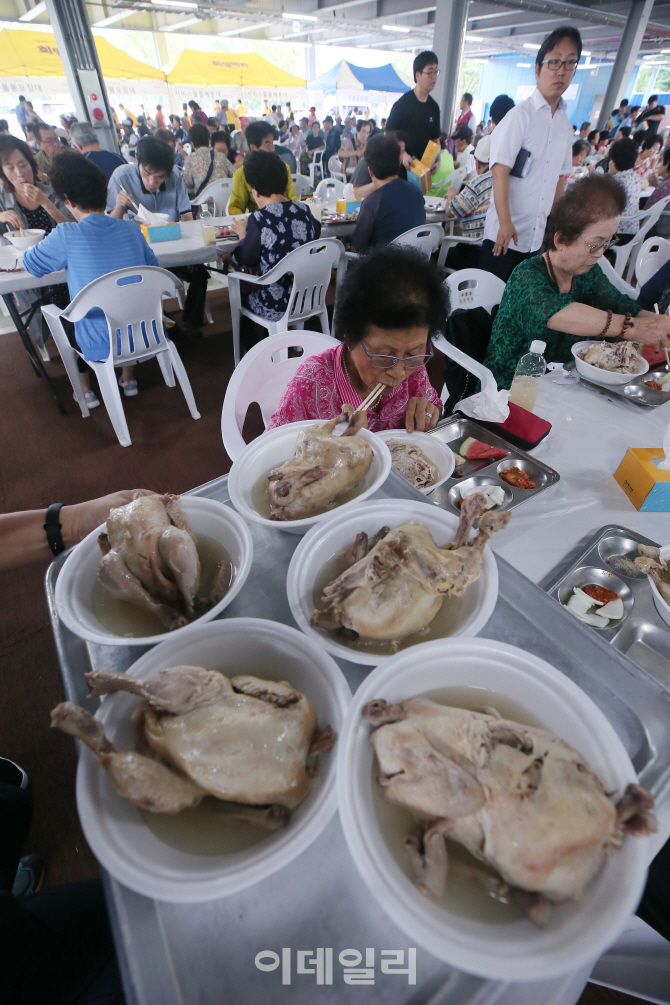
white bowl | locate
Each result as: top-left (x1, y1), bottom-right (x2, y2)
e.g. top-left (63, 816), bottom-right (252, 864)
top-left (75, 618), bottom-right (351, 902)
top-left (571, 341), bottom-right (649, 385)
top-left (376, 429), bottom-right (455, 494)
top-left (337, 637), bottom-right (649, 982)
top-left (5, 228), bottom-right (45, 249)
top-left (649, 576), bottom-right (670, 628)
top-left (228, 419), bottom-right (392, 536)
top-left (287, 499), bottom-right (498, 666)
top-left (55, 497), bottom-right (253, 647)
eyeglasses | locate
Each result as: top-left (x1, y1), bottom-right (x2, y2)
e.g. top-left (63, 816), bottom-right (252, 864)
top-left (360, 339), bottom-right (434, 369)
top-left (581, 236), bottom-right (619, 254)
top-left (422, 68), bottom-right (440, 77)
top-left (541, 58), bottom-right (579, 72)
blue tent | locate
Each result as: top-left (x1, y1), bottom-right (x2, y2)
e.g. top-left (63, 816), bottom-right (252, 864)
top-left (307, 60), bottom-right (410, 94)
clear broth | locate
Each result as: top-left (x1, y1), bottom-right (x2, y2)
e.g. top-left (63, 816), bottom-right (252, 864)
top-left (91, 535), bottom-right (232, 638)
top-left (312, 541), bottom-right (464, 656)
top-left (140, 797), bottom-right (269, 857)
top-left (251, 466), bottom-right (368, 521)
top-left (372, 686), bottom-right (546, 924)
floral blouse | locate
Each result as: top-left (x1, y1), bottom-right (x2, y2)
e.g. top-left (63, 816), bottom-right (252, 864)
top-left (484, 255), bottom-right (643, 389)
top-left (182, 146), bottom-right (233, 194)
top-left (232, 200), bottom-right (320, 321)
top-left (613, 169), bottom-right (641, 235)
top-left (267, 342), bottom-right (442, 431)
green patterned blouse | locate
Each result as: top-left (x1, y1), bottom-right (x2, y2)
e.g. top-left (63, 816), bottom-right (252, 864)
top-left (483, 255), bottom-right (643, 389)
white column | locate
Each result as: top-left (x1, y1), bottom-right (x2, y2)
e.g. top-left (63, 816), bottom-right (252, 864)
top-left (432, 0), bottom-right (470, 134)
top-left (305, 44), bottom-right (316, 84)
top-left (597, 0), bottom-right (655, 131)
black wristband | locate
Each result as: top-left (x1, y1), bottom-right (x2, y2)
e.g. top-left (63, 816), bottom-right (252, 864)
top-left (44, 503), bottom-right (65, 556)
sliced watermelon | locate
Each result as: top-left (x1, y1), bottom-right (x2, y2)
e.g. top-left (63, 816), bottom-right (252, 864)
top-left (459, 436), bottom-right (508, 461)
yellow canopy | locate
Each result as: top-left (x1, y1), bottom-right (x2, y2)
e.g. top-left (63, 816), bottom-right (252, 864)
top-left (164, 49), bottom-right (305, 87)
top-left (0, 29), bottom-right (165, 80)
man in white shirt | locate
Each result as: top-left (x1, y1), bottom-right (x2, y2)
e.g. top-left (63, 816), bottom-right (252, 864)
top-left (453, 125), bottom-right (476, 180)
top-left (480, 26), bottom-right (581, 281)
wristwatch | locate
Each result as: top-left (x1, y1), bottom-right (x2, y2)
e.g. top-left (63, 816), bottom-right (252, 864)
top-left (44, 502), bottom-right (65, 556)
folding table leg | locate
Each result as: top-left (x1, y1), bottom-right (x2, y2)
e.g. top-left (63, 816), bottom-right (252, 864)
top-left (2, 293), bottom-right (65, 415)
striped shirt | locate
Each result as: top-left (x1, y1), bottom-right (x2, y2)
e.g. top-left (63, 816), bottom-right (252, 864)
top-left (23, 214), bottom-right (159, 361)
top-left (448, 169), bottom-right (493, 240)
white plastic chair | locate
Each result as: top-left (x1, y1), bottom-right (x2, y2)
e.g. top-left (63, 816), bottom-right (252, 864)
top-left (190, 178), bottom-right (233, 216)
top-left (392, 223), bottom-right (444, 257)
top-left (308, 150), bottom-right (324, 188)
top-left (227, 237), bottom-right (345, 366)
top-left (441, 166), bottom-right (467, 193)
top-left (315, 177), bottom-right (345, 206)
top-left (634, 235), bottom-right (670, 288)
top-left (41, 267), bottom-right (200, 447)
top-left (291, 173), bottom-right (311, 199)
top-left (597, 256), bottom-right (639, 298)
top-left (221, 331), bottom-right (338, 460)
top-left (612, 195), bottom-right (670, 278)
top-left (445, 268), bottom-right (506, 315)
top-left (328, 155), bottom-right (347, 184)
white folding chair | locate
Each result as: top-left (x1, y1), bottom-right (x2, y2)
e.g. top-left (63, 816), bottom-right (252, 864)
top-left (634, 235), bottom-right (670, 288)
top-left (597, 256), bottom-right (639, 298)
top-left (315, 177), bottom-right (345, 207)
top-left (308, 150), bottom-right (324, 188)
top-left (392, 223), bottom-right (444, 257)
top-left (445, 268), bottom-right (506, 315)
top-left (221, 331), bottom-right (338, 460)
top-left (612, 195), bottom-right (670, 278)
top-left (190, 178), bottom-right (233, 216)
top-left (328, 155), bottom-right (347, 184)
top-left (41, 267), bottom-right (200, 448)
top-left (227, 237), bottom-right (345, 366)
top-left (437, 220), bottom-right (483, 271)
top-left (441, 166), bottom-right (467, 193)
top-left (291, 173), bottom-right (311, 199)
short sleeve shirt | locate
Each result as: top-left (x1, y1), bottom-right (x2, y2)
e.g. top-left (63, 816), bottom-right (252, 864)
top-left (484, 88), bottom-right (573, 253)
top-left (106, 163), bottom-right (191, 221)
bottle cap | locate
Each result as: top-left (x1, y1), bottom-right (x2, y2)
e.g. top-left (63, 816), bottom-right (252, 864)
top-left (529, 340), bottom-right (546, 354)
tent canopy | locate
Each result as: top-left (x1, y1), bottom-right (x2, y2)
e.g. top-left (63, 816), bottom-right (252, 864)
top-left (307, 61), bottom-right (410, 94)
top-left (165, 50), bottom-right (305, 87)
top-left (0, 29), bottom-right (164, 80)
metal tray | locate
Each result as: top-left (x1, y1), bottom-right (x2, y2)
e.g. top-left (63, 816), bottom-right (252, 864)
top-left (426, 416), bottom-right (560, 513)
top-left (44, 476), bottom-right (670, 1005)
top-left (566, 360), bottom-right (670, 408)
top-left (543, 524), bottom-right (670, 689)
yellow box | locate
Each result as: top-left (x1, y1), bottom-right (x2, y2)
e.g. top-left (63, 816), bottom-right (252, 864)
top-left (420, 139), bottom-right (441, 170)
top-left (613, 448), bottom-right (670, 511)
top-left (409, 159), bottom-right (432, 195)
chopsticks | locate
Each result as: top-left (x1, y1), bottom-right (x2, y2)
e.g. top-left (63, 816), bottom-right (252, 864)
top-left (358, 382), bottom-right (385, 412)
top-left (119, 184), bottom-right (140, 214)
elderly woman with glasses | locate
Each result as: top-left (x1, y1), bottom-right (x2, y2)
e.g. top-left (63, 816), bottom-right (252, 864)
top-left (267, 246), bottom-right (446, 434)
top-left (484, 174), bottom-right (670, 388)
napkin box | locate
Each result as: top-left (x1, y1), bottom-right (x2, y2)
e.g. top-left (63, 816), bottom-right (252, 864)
top-left (408, 160), bottom-right (432, 195)
top-left (140, 222), bottom-right (182, 243)
top-left (614, 448), bottom-right (670, 511)
top-left (335, 199), bottom-right (361, 214)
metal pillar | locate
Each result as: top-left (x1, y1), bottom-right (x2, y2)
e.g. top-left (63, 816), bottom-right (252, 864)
top-left (597, 0), bottom-right (654, 131)
top-left (305, 44), bottom-right (316, 84)
top-left (44, 0), bottom-right (119, 152)
top-left (432, 0), bottom-right (470, 134)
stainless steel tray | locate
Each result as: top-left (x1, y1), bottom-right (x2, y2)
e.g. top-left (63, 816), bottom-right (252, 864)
top-left (426, 416), bottom-right (560, 512)
top-left (542, 524), bottom-right (670, 689)
top-left (566, 360), bottom-right (670, 408)
top-left (44, 475), bottom-right (670, 1005)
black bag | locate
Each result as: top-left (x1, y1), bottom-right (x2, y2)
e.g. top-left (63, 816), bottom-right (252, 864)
top-left (442, 305), bottom-right (497, 416)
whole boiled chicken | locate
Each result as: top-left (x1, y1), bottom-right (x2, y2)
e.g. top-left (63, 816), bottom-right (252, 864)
top-left (268, 408), bottom-right (373, 521)
top-left (51, 665), bottom-right (335, 828)
top-left (364, 697), bottom-right (656, 924)
top-left (578, 341), bottom-right (639, 373)
top-left (97, 492), bottom-right (227, 631)
top-left (311, 494), bottom-right (510, 641)
top-left (634, 545), bottom-right (670, 604)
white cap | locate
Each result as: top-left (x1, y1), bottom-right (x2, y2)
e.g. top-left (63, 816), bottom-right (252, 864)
top-left (530, 340), bottom-right (546, 354)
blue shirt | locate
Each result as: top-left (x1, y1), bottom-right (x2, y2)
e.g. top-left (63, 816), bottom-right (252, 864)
top-left (106, 163), bottom-right (191, 221)
top-left (23, 214), bottom-right (159, 361)
top-left (352, 177), bottom-right (426, 252)
top-left (84, 149), bottom-right (126, 183)
top-left (15, 102), bottom-right (28, 125)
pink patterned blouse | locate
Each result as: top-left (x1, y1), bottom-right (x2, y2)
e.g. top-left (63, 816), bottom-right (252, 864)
top-left (266, 342), bottom-right (442, 432)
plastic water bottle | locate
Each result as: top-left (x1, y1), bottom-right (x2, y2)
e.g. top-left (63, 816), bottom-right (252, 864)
top-left (200, 203), bottom-right (216, 246)
top-left (508, 340), bottom-right (546, 412)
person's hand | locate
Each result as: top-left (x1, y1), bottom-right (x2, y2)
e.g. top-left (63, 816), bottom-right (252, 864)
top-left (493, 220), bottom-right (519, 256)
top-left (400, 150), bottom-right (414, 171)
top-left (0, 209), bottom-right (24, 230)
top-left (15, 183), bottom-right (44, 210)
top-left (115, 189), bottom-right (134, 213)
top-left (406, 397), bottom-right (441, 434)
top-left (231, 216), bottom-right (247, 239)
top-left (445, 185), bottom-right (460, 201)
top-left (60, 490), bottom-right (155, 548)
top-left (629, 315), bottom-right (670, 349)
